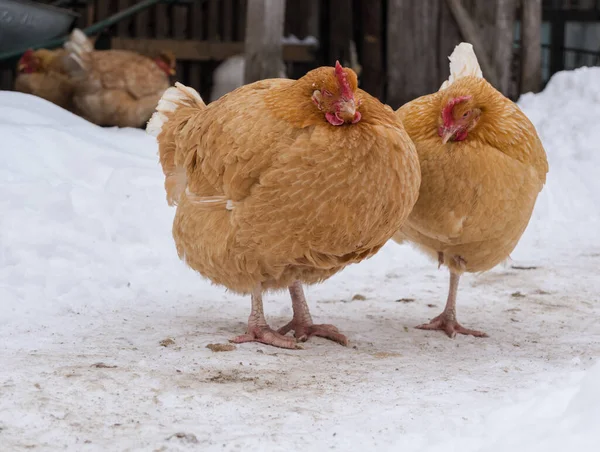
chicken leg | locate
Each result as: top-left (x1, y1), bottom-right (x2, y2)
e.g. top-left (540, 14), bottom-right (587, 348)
top-left (416, 271), bottom-right (488, 338)
top-left (278, 281), bottom-right (348, 346)
top-left (231, 284), bottom-right (300, 349)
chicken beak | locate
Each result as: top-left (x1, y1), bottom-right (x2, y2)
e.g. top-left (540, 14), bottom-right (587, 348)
top-left (169, 68), bottom-right (176, 76)
top-left (441, 129), bottom-right (455, 144)
top-left (18, 63), bottom-right (27, 72)
top-left (338, 99), bottom-right (357, 122)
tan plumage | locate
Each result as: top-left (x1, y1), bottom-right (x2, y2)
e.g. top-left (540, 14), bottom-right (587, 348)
top-left (394, 43), bottom-right (548, 337)
top-left (148, 64), bottom-right (420, 348)
top-left (64, 29), bottom-right (174, 128)
top-left (14, 48), bottom-right (75, 111)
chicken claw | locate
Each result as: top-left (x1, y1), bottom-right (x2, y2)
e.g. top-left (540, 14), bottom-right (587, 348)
top-left (231, 326), bottom-right (301, 349)
top-left (230, 284), bottom-right (302, 349)
top-left (416, 314), bottom-right (488, 338)
top-left (416, 271), bottom-right (488, 338)
top-left (278, 281), bottom-right (349, 346)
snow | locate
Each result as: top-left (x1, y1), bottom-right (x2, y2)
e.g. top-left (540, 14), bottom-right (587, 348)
top-left (2, 67), bottom-right (600, 451)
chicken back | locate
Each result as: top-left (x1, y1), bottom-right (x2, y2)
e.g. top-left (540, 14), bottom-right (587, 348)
top-left (147, 63), bottom-right (420, 348)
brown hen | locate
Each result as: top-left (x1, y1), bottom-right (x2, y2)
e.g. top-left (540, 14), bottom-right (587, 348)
top-left (394, 43), bottom-right (548, 338)
top-left (64, 29), bottom-right (175, 128)
top-left (147, 62), bottom-right (421, 349)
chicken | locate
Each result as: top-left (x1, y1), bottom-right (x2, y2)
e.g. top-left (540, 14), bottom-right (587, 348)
top-left (14, 48), bottom-right (75, 111)
top-left (394, 43), bottom-right (548, 338)
top-left (63, 29), bottom-right (175, 128)
top-left (147, 62), bottom-right (421, 349)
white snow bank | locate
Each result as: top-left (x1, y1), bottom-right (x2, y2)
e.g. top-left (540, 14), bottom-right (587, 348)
top-left (515, 66), bottom-right (600, 257)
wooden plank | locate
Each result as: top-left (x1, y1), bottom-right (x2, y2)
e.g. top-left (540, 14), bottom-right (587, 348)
top-left (236, 0), bottom-right (248, 41)
top-left (208, 0), bottom-right (220, 40)
top-left (244, 0), bottom-right (286, 83)
top-left (387, 0), bottom-right (441, 109)
top-left (329, 0), bottom-right (352, 65)
top-left (110, 38), bottom-right (315, 62)
top-left (172, 3), bottom-right (188, 81)
top-left (359, 0), bottom-right (383, 98)
top-left (188, 0), bottom-right (205, 91)
top-left (549, 18), bottom-right (566, 75)
top-left (117, 0), bottom-right (132, 36)
top-left (155, 3), bottom-right (170, 38)
top-left (223, 0), bottom-right (234, 41)
top-left (135, 1), bottom-right (151, 38)
top-left (521, 0), bottom-right (542, 93)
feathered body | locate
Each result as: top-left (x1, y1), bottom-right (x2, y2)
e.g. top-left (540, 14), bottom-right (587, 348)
top-left (64, 29), bottom-right (175, 128)
top-left (148, 63), bottom-right (420, 347)
top-left (14, 49), bottom-right (75, 111)
top-left (394, 43), bottom-right (548, 337)
top-left (396, 75), bottom-right (547, 273)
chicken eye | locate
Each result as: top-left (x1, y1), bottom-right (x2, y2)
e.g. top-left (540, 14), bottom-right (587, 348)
top-left (462, 111), bottom-right (471, 118)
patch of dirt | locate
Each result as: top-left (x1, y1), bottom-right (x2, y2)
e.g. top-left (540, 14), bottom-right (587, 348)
top-left (511, 292), bottom-right (526, 298)
top-left (166, 432), bottom-right (198, 444)
top-left (206, 343), bottom-right (236, 352)
top-left (159, 338), bottom-right (176, 347)
top-left (396, 298), bottom-right (415, 303)
top-left (91, 362), bottom-right (117, 369)
top-left (352, 294), bottom-right (367, 301)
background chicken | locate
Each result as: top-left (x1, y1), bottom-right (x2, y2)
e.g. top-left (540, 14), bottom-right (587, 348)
top-left (147, 62), bottom-right (420, 349)
top-left (64, 29), bottom-right (175, 128)
top-left (394, 43), bottom-right (549, 338)
top-left (14, 48), bottom-right (74, 112)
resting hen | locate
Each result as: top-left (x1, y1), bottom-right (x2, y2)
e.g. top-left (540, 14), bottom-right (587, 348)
top-left (14, 48), bottom-right (74, 111)
top-left (147, 62), bottom-right (421, 349)
top-left (63, 29), bottom-right (175, 128)
top-left (394, 43), bottom-right (548, 338)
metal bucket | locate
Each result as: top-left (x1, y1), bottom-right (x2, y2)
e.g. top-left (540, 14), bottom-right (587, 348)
top-left (0, 0), bottom-right (78, 53)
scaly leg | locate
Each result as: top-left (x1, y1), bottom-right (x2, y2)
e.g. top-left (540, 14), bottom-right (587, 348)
top-left (416, 271), bottom-right (488, 338)
top-left (230, 284), bottom-right (300, 349)
top-left (277, 281), bottom-right (348, 346)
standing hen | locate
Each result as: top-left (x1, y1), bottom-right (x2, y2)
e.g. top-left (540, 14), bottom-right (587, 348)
top-left (14, 48), bottom-right (74, 111)
top-left (147, 62), bottom-right (420, 349)
top-left (63, 29), bottom-right (175, 128)
top-left (394, 43), bottom-right (548, 337)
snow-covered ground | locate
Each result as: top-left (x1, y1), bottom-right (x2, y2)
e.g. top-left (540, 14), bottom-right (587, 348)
top-left (1, 68), bottom-right (600, 451)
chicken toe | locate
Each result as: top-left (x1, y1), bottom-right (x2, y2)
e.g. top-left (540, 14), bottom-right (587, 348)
top-left (277, 281), bottom-right (349, 346)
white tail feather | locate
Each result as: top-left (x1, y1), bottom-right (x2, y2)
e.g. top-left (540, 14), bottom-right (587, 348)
top-left (439, 43), bottom-right (483, 91)
top-left (146, 82), bottom-right (204, 137)
top-left (63, 28), bottom-right (93, 71)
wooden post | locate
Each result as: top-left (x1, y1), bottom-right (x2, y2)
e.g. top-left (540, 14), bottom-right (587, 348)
top-left (329, 0), bottom-right (353, 66)
top-left (445, 0), bottom-right (500, 89)
top-left (244, 0), bottom-right (286, 84)
top-left (387, 0), bottom-right (442, 108)
top-left (520, 0), bottom-right (542, 93)
top-left (360, 0), bottom-right (383, 99)
top-left (493, 0), bottom-right (517, 95)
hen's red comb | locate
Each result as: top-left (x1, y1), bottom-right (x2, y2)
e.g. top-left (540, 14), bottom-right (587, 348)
top-left (334, 60), bottom-right (353, 99)
top-left (442, 95), bottom-right (472, 127)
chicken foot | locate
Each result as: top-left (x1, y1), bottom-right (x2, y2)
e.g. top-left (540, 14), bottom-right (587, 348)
top-left (416, 271), bottom-right (488, 338)
top-left (231, 284), bottom-right (301, 349)
top-left (277, 281), bottom-right (349, 346)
